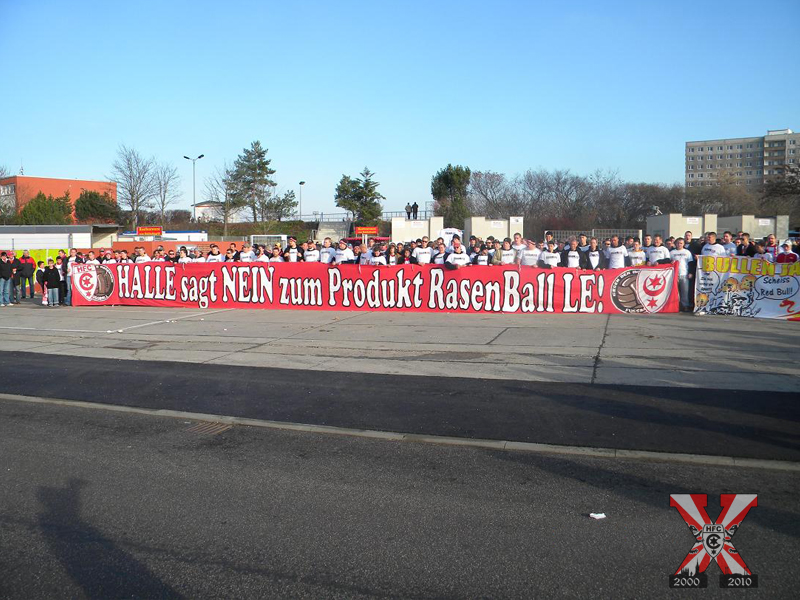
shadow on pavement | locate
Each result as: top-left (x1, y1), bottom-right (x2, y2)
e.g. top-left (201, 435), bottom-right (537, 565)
top-left (37, 479), bottom-right (184, 600)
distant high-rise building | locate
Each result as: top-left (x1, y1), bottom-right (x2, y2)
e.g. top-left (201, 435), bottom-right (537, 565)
top-left (685, 128), bottom-right (799, 190)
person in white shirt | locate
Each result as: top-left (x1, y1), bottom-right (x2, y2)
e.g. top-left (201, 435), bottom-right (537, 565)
top-left (604, 236), bottom-right (628, 269)
top-left (641, 234), bottom-right (654, 263)
top-left (319, 238), bottom-right (336, 264)
top-left (701, 232), bottom-right (727, 257)
top-left (358, 244), bottom-right (371, 265)
top-left (255, 247), bottom-right (270, 262)
top-left (627, 241), bottom-right (647, 266)
top-left (670, 237), bottom-right (694, 311)
top-left (493, 239), bottom-right (518, 265)
top-left (304, 242), bottom-right (320, 263)
top-left (444, 239), bottom-right (471, 269)
top-left (538, 241), bottom-right (561, 268)
top-left (334, 240), bottom-right (355, 265)
top-left (432, 243), bottom-right (447, 264)
top-left (238, 243), bottom-right (256, 262)
top-left (369, 247), bottom-right (387, 266)
top-left (582, 238), bottom-right (606, 270)
top-left (268, 246), bottom-right (284, 262)
top-left (517, 239), bottom-right (541, 266)
top-left (752, 241), bottom-right (773, 262)
top-left (560, 239), bottom-right (585, 269)
top-left (386, 246), bottom-right (399, 265)
top-left (472, 245), bottom-right (491, 265)
top-left (83, 251), bottom-right (100, 265)
top-left (511, 233), bottom-right (527, 258)
top-left (412, 243), bottom-right (433, 265)
top-left (178, 249), bottom-right (192, 264)
top-left (720, 232), bottom-right (737, 257)
top-left (648, 235), bottom-right (671, 265)
top-left (283, 237), bottom-right (304, 262)
top-left (193, 250), bottom-right (206, 263)
top-left (134, 248), bottom-right (151, 263)
top-left (205, 245), bottom-right (225, 262)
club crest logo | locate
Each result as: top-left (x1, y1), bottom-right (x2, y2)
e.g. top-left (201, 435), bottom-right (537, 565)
top-left (74, 264), bottom-right (115, 302)
top-left (610, 268), bottom-right (674, 313)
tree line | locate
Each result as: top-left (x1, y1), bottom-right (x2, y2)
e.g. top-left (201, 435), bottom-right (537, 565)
top-left (431, 164), bottom-right (800, 235)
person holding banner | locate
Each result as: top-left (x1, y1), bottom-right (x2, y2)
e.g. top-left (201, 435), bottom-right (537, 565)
top-left (444, 238), bottom-right (470, 269)
top-left (538, 241), bottom-right (562, 268)
top-left (320, 238), bottom-right (336, 264)
top-left (700, 232), bottom-right (726, 257)
top-left (334, 240), bottom-right (356, 265)
top-left (670, 237), bottom-right (694, 312)
top-left (776, 243), bottom-right (799, 264)
top-left (604, 236), bottom-right (628, 269)
top-left (583, 238), bottom-right (607, 270)
top-left (517, 239), bottom-right (541, 267)
top-left (647, 235), bottom-right (671, 265)
top-left (561, 239), bottom-right (587, 269)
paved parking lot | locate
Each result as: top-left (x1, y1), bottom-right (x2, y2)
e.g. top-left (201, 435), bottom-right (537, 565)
top-left (1, 302), bottom-right (798, 391)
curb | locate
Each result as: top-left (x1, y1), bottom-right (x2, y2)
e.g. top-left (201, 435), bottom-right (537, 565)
top-left (1, 392), bottom-right (798, 472)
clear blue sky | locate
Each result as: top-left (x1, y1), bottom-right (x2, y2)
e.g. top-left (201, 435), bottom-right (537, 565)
top-left (1, 0), bottom-right (798, 215)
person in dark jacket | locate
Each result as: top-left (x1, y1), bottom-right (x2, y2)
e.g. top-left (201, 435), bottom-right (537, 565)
top-left (8, 251), bottom-right (23, 303)
top-left (18, 250), bottom-right (36, 299)
top-left (0, 252), bottom-right (14, 306)
top-left (560, 239), bottom-right (588, 269)
top-left (43, 259), bottom-right (62, 307)
top-left (582, 237), bottom-right (607, 270)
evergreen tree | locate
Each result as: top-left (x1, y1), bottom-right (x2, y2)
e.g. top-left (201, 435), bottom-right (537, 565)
top-left (431, 164), bottom-right (471, 228)
top-left (230, 141), bottom-right (277, 222)
top-left (17, 192), bottom-right (73, 225)
top-left (75, 190), bottom-right (120, 223)
top-left (334, 167), bottom-right (384, 224)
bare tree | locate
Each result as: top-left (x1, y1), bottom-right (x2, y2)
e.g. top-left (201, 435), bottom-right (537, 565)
top-left (204, 164), bottom-right (244, 237)
top-left (153, 162), bottom-right (182, 227)
top-left (108, 145), bottom-right (157, 230)
top-left (0, 164), bottom-right (14, 224)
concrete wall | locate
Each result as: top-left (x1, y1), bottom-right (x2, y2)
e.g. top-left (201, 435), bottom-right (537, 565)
top-left (391, 216), bottom-right (444, 242)
top-left (463, 217), bottom-right (524, 241)
top-left (717, 215), bottom-right (789, 240)
top-left (0, 232), bottom-right (93, 250)
top-left (646, 213), bottom-right (717, 239)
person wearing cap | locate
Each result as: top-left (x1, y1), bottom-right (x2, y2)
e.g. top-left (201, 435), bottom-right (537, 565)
top-left (582, 237), bottom-right (607, 270)
top-left (368, 246), bottom-right (387, 266)
top-left (538, 240), bottom-right (561, 268)
top-left (776, 243), bottom-right (799, 264)
top-left (492, 239), bottom-right (517, 265)
top-left (238, 243), bottom-right (255, 262)
top-left (334, 239), bottom-right (355, 265)
top-left (472, 244), bottom-right (491, 265)
top-left (517, 239), bottom-right (541, 267)
top-left (489, 239), bottom-right (502, 260)
top-left (561, 238), bottom-right (587, 269)
top-left (304, 240), bottom-right (320, 262)
top-left (445, 237), bottom-right (470, 269)
top-left (283, 237), bottom-right (304, 262)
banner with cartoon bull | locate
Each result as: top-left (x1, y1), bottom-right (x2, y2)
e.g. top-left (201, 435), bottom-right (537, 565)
top-left (70, 262), bottom-right (679, 315)
top-left (695, 256), bottom-right (800, 320)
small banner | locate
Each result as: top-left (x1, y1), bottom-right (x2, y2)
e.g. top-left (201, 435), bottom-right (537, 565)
top-left (695, 256), bottom-right (800, 320)
top-left (70, 262), bottom-right (679, 314)
top-left (136, 226), bottom-right (163, 236)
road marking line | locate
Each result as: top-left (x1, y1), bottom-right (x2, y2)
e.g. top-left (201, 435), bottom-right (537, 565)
top-left (1, 392), bottom-right (797, 471)
top-left (114, 308), bottom-right (234, 332)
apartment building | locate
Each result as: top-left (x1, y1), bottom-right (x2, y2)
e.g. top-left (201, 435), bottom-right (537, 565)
top-left (685, 128), bottom-right (799, 190)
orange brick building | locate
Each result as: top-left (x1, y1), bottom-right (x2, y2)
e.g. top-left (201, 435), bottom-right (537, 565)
top-left (0, 175), bottom-right (117, 213)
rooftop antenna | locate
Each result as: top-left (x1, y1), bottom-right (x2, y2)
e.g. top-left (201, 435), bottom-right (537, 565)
top-left (652, 205), bottom-right (663, 215)
top-left (19, 161), bottom-right (24, 176)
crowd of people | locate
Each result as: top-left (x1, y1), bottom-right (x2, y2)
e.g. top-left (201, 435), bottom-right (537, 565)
top-left (1, 230), bottom-right (798, 311)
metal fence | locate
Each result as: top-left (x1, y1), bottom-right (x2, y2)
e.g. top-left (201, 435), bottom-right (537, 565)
top-left (548, 228), bottom-right (643, 242)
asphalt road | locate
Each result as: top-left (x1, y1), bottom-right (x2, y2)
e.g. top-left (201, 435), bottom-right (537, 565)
top-left (1, 400), bottom-right (797, 600)
top-left (1, 351), bottom-right (798, 461)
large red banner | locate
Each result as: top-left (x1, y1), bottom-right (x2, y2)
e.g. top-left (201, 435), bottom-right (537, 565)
top-left (70, 262), bottom-right (679, 314)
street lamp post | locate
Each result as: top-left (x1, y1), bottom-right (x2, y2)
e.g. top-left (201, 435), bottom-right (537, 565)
top-left (183, 154), bottom-right (204, 221)
top-left (298, 181), bottom-right (305, 221)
